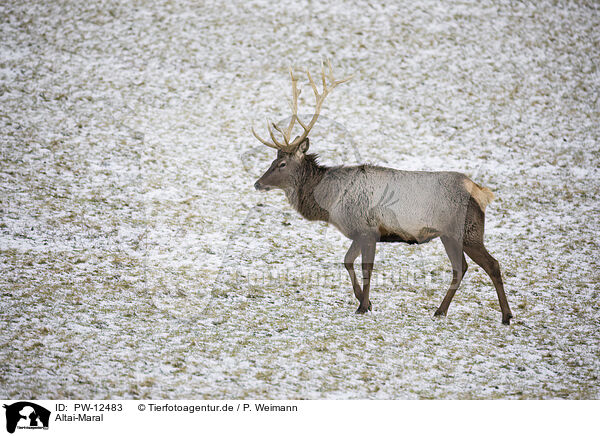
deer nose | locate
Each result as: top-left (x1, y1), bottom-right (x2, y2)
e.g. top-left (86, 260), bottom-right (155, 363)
top-left (254, 181), bottom-right (261, 190)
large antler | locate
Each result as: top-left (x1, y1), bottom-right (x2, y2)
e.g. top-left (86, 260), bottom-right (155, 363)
top-left (252, 60), bottom-right (353, 153)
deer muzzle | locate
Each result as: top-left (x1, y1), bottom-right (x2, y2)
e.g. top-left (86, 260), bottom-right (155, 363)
top-left (254, 180), bottom-right (271, 191)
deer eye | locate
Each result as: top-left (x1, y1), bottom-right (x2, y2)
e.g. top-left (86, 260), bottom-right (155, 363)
top-left (278, 161), bottom-right (287, 169)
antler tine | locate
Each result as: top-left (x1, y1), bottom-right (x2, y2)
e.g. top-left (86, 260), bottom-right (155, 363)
top-left (334, 74), bottom-right (354, 86)
top-left (283, 66), bottom-right (301, 141)
top-left (272, 123), bottom-right (291, 147)
top-left (286, 62), bottom-right (352, 150)
top-left (267, 121), bottom-right (289, 149)
top-left (327, 58), bottom-right (354, 86)
top-left (296, 114), bottom-right (308, 131)
top-left (306, 70), bottom-right (319, 99)
top-left (252, 125), bottom-right (279, 149)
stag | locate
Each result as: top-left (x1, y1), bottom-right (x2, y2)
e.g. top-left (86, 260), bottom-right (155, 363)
top-left (252, 62), bottom-right (513, 324)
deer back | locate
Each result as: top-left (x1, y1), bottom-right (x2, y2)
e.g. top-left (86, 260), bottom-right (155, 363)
top-left (313, 165), bottom-right (475, 242)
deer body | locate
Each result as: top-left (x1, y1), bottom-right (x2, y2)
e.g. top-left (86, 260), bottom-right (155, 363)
top-left (314, 165), bottom-right (476, 241)
top-left (252, 62), bottom-right (512, 324)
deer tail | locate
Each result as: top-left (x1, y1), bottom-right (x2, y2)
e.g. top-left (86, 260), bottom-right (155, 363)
top-left (463, 178), bottom-right (495, 211)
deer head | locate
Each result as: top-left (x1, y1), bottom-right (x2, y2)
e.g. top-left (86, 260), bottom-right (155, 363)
top-left (253, 61), bottom-right (352, 191)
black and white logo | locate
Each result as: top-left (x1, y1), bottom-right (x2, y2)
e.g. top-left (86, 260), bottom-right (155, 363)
top-left (3, 402), bottom-right (50, 434)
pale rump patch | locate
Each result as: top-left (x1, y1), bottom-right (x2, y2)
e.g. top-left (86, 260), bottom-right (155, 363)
top-left (463, 178), bottom-right (495, 211)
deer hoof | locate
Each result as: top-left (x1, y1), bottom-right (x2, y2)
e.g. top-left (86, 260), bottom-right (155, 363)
top-left (502, 313), bottom-right (513, 325)
top-left (355, 303), bottom-right (371, 314)
top-left (433, 309), bottom-right (446, 317)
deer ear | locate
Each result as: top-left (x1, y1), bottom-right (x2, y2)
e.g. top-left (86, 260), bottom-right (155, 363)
top-left (297, 138), bottom-right (310, 154)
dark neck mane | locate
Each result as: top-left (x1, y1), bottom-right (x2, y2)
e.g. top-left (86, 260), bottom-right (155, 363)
top-left (286, 154), bottom-right (330, 222)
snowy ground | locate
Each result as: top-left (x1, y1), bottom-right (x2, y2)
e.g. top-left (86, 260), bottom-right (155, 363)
top-left (1, 0), bottom-right (599, 399)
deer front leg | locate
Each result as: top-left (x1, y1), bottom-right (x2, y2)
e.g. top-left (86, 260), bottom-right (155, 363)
top-left (435, 236), bottom-right (468, 318)
top-left (356, 237), bottom-right (377, 314)
top-left (344, 240), bottom-right (363, 303)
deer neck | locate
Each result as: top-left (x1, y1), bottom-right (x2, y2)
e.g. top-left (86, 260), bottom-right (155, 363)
top-left (284, 154), bottom-right (330, 222)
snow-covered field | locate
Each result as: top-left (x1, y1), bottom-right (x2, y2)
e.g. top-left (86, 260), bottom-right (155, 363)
top-left (1, 0), bottom-right (599, 399)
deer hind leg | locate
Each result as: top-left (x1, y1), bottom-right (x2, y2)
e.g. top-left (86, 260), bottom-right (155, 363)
top-left (435, 236), bottom-right (468, 318)
top-left (344, 240), bottom-right (363, 303)
top-left (462, 196), bottom-right (513, 325)
top-left (464, 242), bottom-right (513, 325)
top-left (355, 236), bottom-right (377, 314)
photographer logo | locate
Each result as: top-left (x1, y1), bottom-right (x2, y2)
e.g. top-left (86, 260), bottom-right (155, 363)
top-left (3, 402), bottom-right (50, 433)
